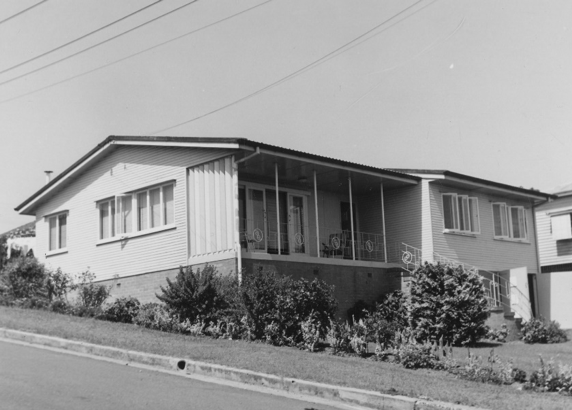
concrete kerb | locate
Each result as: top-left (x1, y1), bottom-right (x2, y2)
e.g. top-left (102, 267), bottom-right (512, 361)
top-left (0, 328), bottom-right (488, 410)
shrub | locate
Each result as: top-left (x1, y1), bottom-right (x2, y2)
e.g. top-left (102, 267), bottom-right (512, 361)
top-left (409, 263), bottom-right (489, 346)
top-left (450, 350), bottom-right (515, 384)
top-left (394, 341), bottom-right (439, 369)
top-left (521, 317), bottom-right (568, 344)
top-left (364, 291), bottom-right (409, 350)
top-left (103, 297), bottom-right (141, 323)
top-left (486, 324), bottom-right (509, 343)
top-left (70, 271), bottom-right (111, 317)
top-left (326, 319), bottom-right (351, 355)
top-left (240, 269), bottom-right (337, 346)
top-left (0, 257), bottom-right (47, 304)
top-left (525, 357), bottom-right (572, 394)
top-left (133, 303), bottom-right (178, 332)
top-left (156, 265), bottom-right (228, 324)
top-left (46, 268), bottom-right (72, 302)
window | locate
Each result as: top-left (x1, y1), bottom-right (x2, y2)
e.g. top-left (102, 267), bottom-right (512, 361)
top-left (47, 212), bottom-right (67, 251)
top-left (492, 203), bottom-right (528, 240)
top-left (551, 213), bottom-right (572, 240)
top-left (442, 193), bottom-right (480, 234)
top-left (97, 182), bottom-right (174, 241)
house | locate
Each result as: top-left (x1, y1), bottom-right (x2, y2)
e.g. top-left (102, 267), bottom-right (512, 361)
top-left (14, 136), bottom-right (551, 324)
top-left (534, 183), bottom-right (572, 328)
top-left (384, 169), bottom-right (552, 332)
top-left (15, 136), bottom-right (421, 317)
top-left (0, 221), bottom-right (36, 269)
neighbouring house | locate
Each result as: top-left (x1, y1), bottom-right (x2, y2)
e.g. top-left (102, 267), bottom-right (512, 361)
top-left (14, 136), bottom-right (551, 325)
top-left (0, 221), bottom-right (36, 269)
top-left (385, 169), bottom-right (552, 333)
top-left (534, 182), bottom-right (572, 328)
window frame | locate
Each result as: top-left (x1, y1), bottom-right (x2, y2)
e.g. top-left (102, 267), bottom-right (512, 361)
top-left (96, 181), bottom-right (175, 245)
top-left (441, 193), bottom-right (480, 235)
top-left (551, 213), bottom-right (572, 240)
top-left (45, 211), bottom-right (68, 255)
top-left (491, 202), bottom-right (528, 241)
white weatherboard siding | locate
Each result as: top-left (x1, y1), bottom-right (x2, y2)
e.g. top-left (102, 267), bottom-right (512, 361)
top-left (383, 185), bottom-right (423, 256)
top-left (536, 196), bottom-right (572, 267)
top-left (536, 270), bottom-right (572, 328)
top-left (188, 157), bottom-right (236, 262)
top-left (535, 196), bottom-right (572, 327)
top-left (428, 182), bottom-right (539, 273)
top-left (35, 146), bottom-right (234, 281)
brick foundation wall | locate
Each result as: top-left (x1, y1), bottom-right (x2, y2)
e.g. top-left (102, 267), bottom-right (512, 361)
top-left (242, 259), bottom-right (404, 320)
top-left (98, 258), bottom-right (237, 304)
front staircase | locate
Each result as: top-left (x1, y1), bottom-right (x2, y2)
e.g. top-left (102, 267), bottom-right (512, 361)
top-left (388, 243), bottom-right (533, 340)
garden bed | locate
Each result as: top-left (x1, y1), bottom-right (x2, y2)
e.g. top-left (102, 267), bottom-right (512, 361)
top-left (1, 306), bottom-right (572, 410)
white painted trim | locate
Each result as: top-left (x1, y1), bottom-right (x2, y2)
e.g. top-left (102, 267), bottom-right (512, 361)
top-left (96, 224), bottom-right (176, 246)
top-left (545, 208), bottom-right (572, 217)
top-left (242, 250), bottom-right (400, 269)
top-left (113, 140), bottom-right (240, 150)
top-left (444, 175), bottom-right (547, 201)
top-left (20, 143), bottom-right (114, 214)
top-left (256, 148), bottom-right (418, 185)
top-left (188, 250), bottom-right (237, 266)
top-left (45, 248), bottom-right (68, 257)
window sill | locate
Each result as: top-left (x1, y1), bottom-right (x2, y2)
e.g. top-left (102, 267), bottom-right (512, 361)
top-left (493, 237), bottom-right (530, 244)
top-left (46, 249), bottom-right (68, 257)
top-left (443, 230), bottom-right (477, 238)
top-left (97, 224), bottom-right (176, 246)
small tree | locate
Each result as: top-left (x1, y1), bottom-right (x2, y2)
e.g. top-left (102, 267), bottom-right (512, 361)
top-left (0, 257), bottom-right (47, 304)
top-left (156, 265), bottom-right (227, 323)
top-left (409, 263), bottom-right (489, 346)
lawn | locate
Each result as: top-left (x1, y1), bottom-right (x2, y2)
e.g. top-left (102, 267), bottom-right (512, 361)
top-left (1, 306), bottom-right (571, 410)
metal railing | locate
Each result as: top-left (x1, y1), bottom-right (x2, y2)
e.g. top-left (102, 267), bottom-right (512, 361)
top-left (391, 242), bottom-right (533, 319)
top-left (239, 219), bottom-right (385, 262)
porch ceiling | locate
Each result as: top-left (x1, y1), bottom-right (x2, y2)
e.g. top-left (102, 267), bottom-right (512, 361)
top-left (236, 151), bottom-right (414, 195)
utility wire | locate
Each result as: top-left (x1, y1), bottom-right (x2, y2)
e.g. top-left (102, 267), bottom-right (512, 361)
top-left (0, 0), bottom-right (275, 106)
top-left (150, 0), bottom-right (430, 135)
top-left (0, 0), bottom-right (199, 87)
top-left (0, 0), bottom-right (48, 26)
top-left (0, 0), bottom-right (163, 75)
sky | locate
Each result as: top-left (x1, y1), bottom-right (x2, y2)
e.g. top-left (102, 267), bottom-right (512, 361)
top-left (1, 0), bottom-right (572, 233)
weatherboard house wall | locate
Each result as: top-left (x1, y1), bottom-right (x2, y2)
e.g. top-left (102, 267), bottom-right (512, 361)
top-left (427, 180), bottom-right (539, 274)
top-left (535, 190), bottom-right (572, 328)
top-left (33, 145), bottom-right (235, 284)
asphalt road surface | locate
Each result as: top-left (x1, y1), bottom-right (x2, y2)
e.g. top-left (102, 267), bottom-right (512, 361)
top-left (0, 341), bottom-right (346, 410)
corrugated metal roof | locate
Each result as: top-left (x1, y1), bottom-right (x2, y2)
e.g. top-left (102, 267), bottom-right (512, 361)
top-left (388, 168), bottom-right (553, 200)
top-left (15, 135), bottom-right (420, 214)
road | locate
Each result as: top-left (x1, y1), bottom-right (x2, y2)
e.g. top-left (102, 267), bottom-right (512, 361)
top-left (0, 341), bottom-right (347, 410)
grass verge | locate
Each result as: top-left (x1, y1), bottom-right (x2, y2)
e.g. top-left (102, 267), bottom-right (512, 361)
top-left (1, 306), bottom-right (571, 410)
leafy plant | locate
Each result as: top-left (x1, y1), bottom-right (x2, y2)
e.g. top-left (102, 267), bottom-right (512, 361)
top-left (133, 302), bottom-right (177, 332)
top-left (486, 324), bottom-right (509, 343)
top-left (409, 263), bottom-right (489, 346)
top-left (521, 317), bottom-right (568, 344)
top-left (156, 265), bottom-right (228, 324)
top-left (46, 268), bottom-right (72, 302)
top-left (102, 297), bottom-right (141, 323)
top-left (0, 257), bottom-right (47, 304)
top-left (71, 270), bottom-right (111, 317)
top-left (525, 356), bottom-right (572, 394)
top-left (450, 349), bottom-right (516, 385)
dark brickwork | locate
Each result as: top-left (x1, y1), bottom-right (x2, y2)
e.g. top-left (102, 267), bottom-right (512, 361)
top-left (98, 258), bottom-right (237, 304)
top-left (242, 259), bottom-right (404, 320)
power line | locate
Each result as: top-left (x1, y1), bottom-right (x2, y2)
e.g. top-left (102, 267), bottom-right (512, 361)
top-left (0, 0), bottom-right (275, 106)
top-left (0, 0), bottom-right (164, 75)
top-left (150, 0), bottom-right (432, 135)
top-left (0, 0), bottom-right (48, 26)
top-left (0, 0), bottom-right (199, 88)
